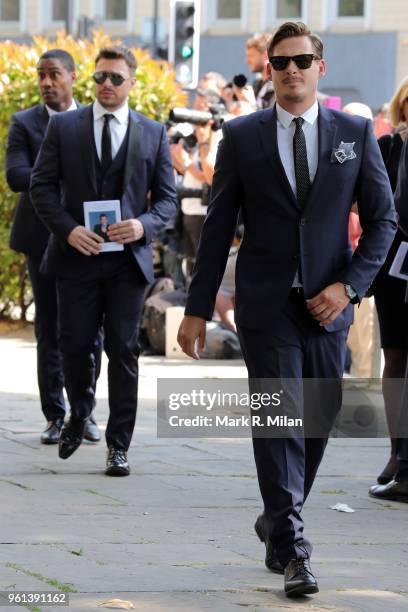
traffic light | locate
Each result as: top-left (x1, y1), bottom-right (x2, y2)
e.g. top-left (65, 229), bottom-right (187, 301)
top-left (169, 0), bottom-right (200, 90)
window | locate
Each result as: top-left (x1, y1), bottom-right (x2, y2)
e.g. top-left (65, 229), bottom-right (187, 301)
top-left (262, 0), bottom-right (306, 27)
top-left (276, 0), bottom-right (302, 19)
top-left (337, 0), bottom-right (364, 16)
top-left (207, 0), bottom-right (247, 28)
top-left (217, 0), bottom-right (240, 19)
top-left (105, 0), bottom-right (127, 20)
top-left (52, 0), bottom-right (66, 21)
top-left (0, 0), bottom-right (19, 21)
top-left (324, 0), bottom-right (369, 27)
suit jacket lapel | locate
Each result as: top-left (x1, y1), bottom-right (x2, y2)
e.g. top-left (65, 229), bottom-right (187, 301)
top-left (123, 110), bottom-right (143, 194)
top-left (303, 104), bottom-right (338, 214)
top-left (258, 106), bottom-right (301, 212)
top-left (77, 104), bottom-right (98, 195)
top-left (36, 104), bottom-right (49, 134)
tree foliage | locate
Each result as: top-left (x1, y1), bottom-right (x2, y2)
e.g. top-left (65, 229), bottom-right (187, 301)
top-left (0, 29), bottom-right (186, 319)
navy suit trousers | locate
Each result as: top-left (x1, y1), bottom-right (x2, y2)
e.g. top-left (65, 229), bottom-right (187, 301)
top-left (238, 291), bottom-right (348, 566)
top-left (56, 250), bottom-right (146, 451)
top-left (27, 255), bottom-right (66, 421)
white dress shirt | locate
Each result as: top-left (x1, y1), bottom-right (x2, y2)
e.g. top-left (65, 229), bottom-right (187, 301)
top-left (276, 100), bottom-right (319, 198)
top-left (46, 99), bottom-right (77, 116)
top-left (276, 101), bottom-right (319, 286)
top-left (93, 99), bottom-right (129, 161)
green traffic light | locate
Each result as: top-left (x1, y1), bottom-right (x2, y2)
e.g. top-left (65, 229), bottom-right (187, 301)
top-left (181, 44), bottom-right (193, 59)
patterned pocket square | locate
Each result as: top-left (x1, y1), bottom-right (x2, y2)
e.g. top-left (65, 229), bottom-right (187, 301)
top-left (331, 141), bottom-right (357, 164)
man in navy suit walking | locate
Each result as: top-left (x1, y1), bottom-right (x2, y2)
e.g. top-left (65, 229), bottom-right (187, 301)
top-left (178, 22), bottom-right (396, 596)
top-left (31, 46), bottom-right (176, 475)
top-left (6, 49), bottom-right (101, 446)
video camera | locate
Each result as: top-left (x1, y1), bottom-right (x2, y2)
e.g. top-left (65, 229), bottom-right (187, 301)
top-left (168, 130), bottom-right (198, 151)
top-left (176, 184), bottom-right (211, 208)
top-left (169, 104), bottom-right (227, 131)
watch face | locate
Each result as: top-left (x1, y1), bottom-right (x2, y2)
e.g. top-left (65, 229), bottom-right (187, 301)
top-left (345, 285), bottom-right (356, 299)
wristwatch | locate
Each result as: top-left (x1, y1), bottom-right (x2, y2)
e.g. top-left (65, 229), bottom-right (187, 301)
top-left (344, 284), bottom-right (359, 304)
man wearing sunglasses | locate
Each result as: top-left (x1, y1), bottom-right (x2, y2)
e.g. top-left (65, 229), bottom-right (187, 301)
top-left (178, 22), bottom-right (396, 596)
top-left (6, 48), bottom-right (101, 447)
top-left (30, 46), bottom-right (176, 476)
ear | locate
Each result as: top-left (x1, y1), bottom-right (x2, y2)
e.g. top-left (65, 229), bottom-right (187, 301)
top-left (266, 62), bottom-right (273, 82)
top-left (318, 58), bottom-right (326, 80)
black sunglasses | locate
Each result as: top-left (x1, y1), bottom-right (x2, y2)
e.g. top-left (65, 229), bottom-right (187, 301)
top-left (92, 71), bottom-right (130, 86)
top-left (269, 54), bottom-right (321, 71)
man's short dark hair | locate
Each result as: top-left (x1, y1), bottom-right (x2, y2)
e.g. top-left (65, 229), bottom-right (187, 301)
top-left (95, 45), bottom-right (137, 72)
top-left (38, 49), bottom-right (75, 72)
top-left (267, 21), bottom-right (323, 58)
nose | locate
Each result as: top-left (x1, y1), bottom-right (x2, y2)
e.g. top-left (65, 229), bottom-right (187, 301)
top-left (286, 59), bottom-right (299, 72)
top-left (40, 74), bottom-right (52, 87)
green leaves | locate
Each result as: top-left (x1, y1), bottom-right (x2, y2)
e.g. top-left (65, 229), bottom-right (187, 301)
top-left (0, 29), bottom-right (186, 320)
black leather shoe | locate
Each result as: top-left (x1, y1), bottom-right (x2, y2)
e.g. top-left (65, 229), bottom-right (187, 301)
top-left (284, 558), bottom-right (319, 597)
top-left (369, 479), bottom-right (408, 502)
top-left (105, 448), bottom-right (130, 476)
top-left (41, 418), bottom-right (64, 445)
top-left (58, 417), bottom-right (86, 460)
top-left (84, 413), bottom-right (101, 443)
top-left (254, 515), bottom-right (284, 574)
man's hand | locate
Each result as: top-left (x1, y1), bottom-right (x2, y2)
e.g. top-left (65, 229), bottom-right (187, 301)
top-left (108, 219), bottom-right (144, 244)
top-left (177, 315), bottom-right (206, 359)
top-left (170, 141), bottom-right (193, 174)
top-left (67, 226), bottom-right (103, 256)
top-left (306, 282), bottom-right (351, 326)
top-left (232, 84), bottom-right (257, 109)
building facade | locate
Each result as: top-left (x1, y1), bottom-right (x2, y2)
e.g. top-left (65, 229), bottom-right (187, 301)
top-left (0, 0), bottom-right (406, 109)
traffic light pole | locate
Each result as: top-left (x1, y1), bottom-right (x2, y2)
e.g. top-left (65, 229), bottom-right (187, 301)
top-left (151, 0), bottom-right (159, 59)
top-left (65, 0), bottom-right (74, 34)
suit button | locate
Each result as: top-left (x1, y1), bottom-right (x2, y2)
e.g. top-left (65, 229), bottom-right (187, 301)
top-left (300, 218), bottom-right (307, 226)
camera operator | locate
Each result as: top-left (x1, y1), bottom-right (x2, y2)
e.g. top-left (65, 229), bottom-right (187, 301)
top-left (222, 74), bottom-right (257, 116)
top-left (170, 88), bottom-right (222, 266)
top-left (169, 79), bottom-right (255, 276)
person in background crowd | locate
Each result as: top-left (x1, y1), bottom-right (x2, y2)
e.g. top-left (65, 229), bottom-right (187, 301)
top-left (343, 102), bottom-right (377, 379)
top-left (171, 80), bottom-right (253, 271)
top-left (371, 77), bottom-right (408, 486)
top-left (170, 88), bottom-right (220, 266)
top-left (374, 102), bottom-right (394, 138)
top-left (5, 48), bottom-right (101, 446)
top-left (198, 71), bottom-right (227, 97)
top-left (245, 32), bottom-right (275, 109)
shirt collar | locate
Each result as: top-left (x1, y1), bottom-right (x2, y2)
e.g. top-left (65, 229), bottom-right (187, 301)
top-left (93, 99), bottom-right (129, 124)
top-left (45, 99), bottom-right (77, 117)
top-left (276, 100), bottom-right (319, 129)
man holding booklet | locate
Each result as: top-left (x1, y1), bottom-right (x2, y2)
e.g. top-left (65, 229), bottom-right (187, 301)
top-left (31, 45), bottom-right (177, 476)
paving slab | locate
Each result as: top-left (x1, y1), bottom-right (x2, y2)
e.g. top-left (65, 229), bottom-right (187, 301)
top-left (0, 329), bottom-right (407, 612)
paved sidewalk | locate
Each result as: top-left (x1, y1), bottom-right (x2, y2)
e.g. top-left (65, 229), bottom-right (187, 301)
top-left (0, 327), bottom-right (407, 611)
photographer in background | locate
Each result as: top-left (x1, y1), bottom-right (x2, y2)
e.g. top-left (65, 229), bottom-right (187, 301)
top-left (222, 74), bottom-right (257, 116)
top-left (170, 88), bottom-right (223, 268)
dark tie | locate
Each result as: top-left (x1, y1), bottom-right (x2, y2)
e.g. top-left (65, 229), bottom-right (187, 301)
top-left (293, 117), bottom-right (311, 206)
top-left (101, 113), bottom-right (114, 174)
